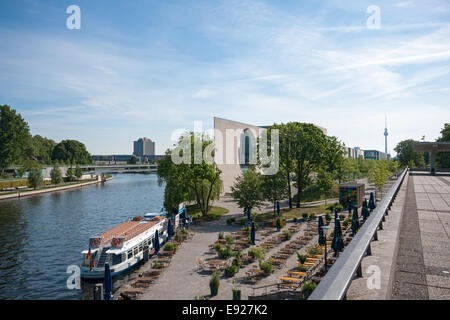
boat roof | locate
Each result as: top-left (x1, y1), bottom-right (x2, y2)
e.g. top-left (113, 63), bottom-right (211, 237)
top-left (99, 216), bottom-right (164, 243)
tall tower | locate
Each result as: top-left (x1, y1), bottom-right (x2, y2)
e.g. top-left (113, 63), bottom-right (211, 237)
top-left (384, 115), bottom-right (388, 155)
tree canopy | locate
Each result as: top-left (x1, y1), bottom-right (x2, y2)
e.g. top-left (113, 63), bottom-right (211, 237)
top-left (437, 123), bottom-right (450, 168)
top-left (394, 139), bottom-right (425, 168)
top-left (52, 140), bottom-right (92, 164)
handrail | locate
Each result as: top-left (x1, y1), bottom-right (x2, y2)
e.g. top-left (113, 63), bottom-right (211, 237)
top-left (308, 168), bottom-right (408, 300)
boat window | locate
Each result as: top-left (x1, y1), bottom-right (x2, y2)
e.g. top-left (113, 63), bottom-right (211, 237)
top-left (127, 250), bottom-right (133, 260)
top-left (112, 254), bottom-right (123, 265)
top-left (133, 247), bottom-right (138, 256)
top-left (139, 243), bottom-right (143, 252)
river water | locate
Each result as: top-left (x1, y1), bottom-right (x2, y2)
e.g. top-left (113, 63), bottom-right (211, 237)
top-left (0, 174), bottom-right (164, 300)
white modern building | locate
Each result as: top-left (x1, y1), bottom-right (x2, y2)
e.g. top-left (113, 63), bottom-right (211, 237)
top-left (213, 117), bottom-right (327, 195)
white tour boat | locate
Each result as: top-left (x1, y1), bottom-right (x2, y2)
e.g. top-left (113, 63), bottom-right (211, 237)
top-left (80, 213), bottom-right (168, 280)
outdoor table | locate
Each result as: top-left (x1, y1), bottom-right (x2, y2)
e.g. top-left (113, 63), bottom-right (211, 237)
top-left (157, 257), bottom-right (171, 263)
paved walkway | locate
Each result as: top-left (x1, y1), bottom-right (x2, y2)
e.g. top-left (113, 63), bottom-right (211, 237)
top-left (391, 172), bottom-right (450, 299)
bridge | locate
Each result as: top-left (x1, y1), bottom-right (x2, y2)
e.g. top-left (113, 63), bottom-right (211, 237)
top-left (308, 168), bottom-right (450, 300)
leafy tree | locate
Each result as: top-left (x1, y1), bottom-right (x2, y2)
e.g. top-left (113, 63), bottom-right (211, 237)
top-left (128, 155), bottom-right (138, 164)
top-left (368, 161), bottom-right (390, 198)
top-left (268, 124), bottom-right (296, 208)
top-left (261, 170), bottom-right (288, 216)
top-left (75, 165), bottom-right (83, 180)
top-left (66, 166), bottom-right (75, 182)
top-left (27, 135), bottom-right (56, 164)
top-left (288, 123), bottom-right (328, 208)
top-left (50, 166), bottom-right (63, 185)
top-left (157, 132), bottom-right (222, 217)
top-left (52, 140), bottom-right (91, 164)
top-left (324, 136), bottom-right (345, 181)
top-left (231, 167), bottom-right (264, 211)
top-left (0, 105), bottom-right (32, 172)
top-left (437, 123), bottom-right (450, 168)
top-left (316, 169), bottom-right (334, 205)
top-left (394, 139), bottom-right (425, 168)
top-left (28, 167), bottom-right (43, 189)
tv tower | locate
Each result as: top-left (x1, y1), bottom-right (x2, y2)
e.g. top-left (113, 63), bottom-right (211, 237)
top-left (384, 114), bottom-right (388, 155)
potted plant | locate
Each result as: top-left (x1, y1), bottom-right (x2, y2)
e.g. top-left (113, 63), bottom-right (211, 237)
top-left (209, 272), bottom-right (220, 296)
top-left (302, 280), bottom-right (317, 299)
top-left (259, 259), bottom-right (273, 275)
top-left (275, 217), bottom-right (283, 231)
top-left (232, 280), bottom-right (241, 300)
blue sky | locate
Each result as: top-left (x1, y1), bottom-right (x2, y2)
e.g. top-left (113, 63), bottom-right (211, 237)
top-left (1, 0), bottom-right (449, 156)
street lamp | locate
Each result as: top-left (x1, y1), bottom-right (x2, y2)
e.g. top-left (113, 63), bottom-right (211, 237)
top-left (321, 225), bottom-right (330, 272)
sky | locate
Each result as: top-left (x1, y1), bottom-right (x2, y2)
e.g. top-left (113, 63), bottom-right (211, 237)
top-left (0, 0), bottom-right (449, 156)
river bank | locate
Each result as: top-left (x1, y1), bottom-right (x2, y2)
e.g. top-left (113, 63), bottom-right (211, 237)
top-left (0, 175), bottom-right (113, 201)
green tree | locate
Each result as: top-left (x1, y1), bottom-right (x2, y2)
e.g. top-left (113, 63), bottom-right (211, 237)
top-left (231, 167), bottom-right (264, 212)
top-left (368, 161), bottom-right (390, 198)
top-left (289, 123), bottom-right (328, 208)
top-left (324, 136), bottom-right (345, 182)
top-left (394, 139), bottom-right (426, 168)
top-left (28, 167), bottom-right (43, 189)
top-left (157, 132), bottom-right (223, 217)
top-left (128, 155), bottom-right (138, 164)
top-left (437, 123), bottom-right (450, 168)
top-left (261, 170), bottom-right (288, 216)
top-left (0, 105), bottom-right (32, 172)
top-left (316, 169), bottom-right (334, 205)
top-left (66, 166), bottom-right (75, 182)
top-left (75, 165), bottom-right (83, 180)
top-left (27, 135), bottom-right (56, 164)
top-left (52, 140), bottom-right (91, 164)
top-left (268, 124), bottom-right (295, 208)
top-left (50, 166), bottom-right (63, 185)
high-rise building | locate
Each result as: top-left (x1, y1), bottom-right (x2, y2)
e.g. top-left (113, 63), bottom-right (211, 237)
top-left (133, 138), bottom-right (155, 158)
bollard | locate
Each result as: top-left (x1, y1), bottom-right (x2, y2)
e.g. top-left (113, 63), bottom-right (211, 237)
top-left (94, 283), bottom-right (103, 300)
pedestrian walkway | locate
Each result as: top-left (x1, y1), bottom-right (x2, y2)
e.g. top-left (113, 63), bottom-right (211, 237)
top-left (391, 172), bottom-right (450, 299)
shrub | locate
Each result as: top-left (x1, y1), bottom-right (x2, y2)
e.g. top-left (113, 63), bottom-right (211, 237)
top-left (283, 231), bottom-right (292, 241)
top-left (298, 265), bottom-right (309, 272)
top-left (302, 280), bottom-right (317, 299)
top-left (307, 244), bottom-right (321, 256)
top-left (293, 217), bottom-right (298, 223)
top-left (218, 232), bottom-right (224, 239)
top-left (240, 219), bottom-right (247, 226)
top-left (225, 235), bottom-right (234, 245)
top-left (217, 245), bottom-right (233, 258)
top-left (209, 272), bottom-right (220, 296)
top-left (297, 253), bottom-right (307, 266)
top-left (248, 247), bottom-right (266, 260)
top-left (339, 214), bottom-right (346, 220)
top-left (153, 261), bottom-right (162, 269)
top-left (325, 212), bottom-right (332, 222)
top-left (163, 242), bottom-right (177, 253)
top-left (232, 257), bottom-right (243, 268)
top-left (302, 212), bottom-right (309, 219)
top-left (259, 259), bottom-right (272, 274)
top-left (276, 217), bottom-right (283, 231)
top-left (342, 220), bottom-right (349, 228)
top-left (224, 265), bottom-right (238, 277)
top-left (309, 213), bottom-right (316, 220)
top-left (75, 165), bottom-right (83, 180)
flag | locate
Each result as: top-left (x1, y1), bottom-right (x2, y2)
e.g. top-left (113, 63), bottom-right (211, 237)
top-left (86, 246), bottom-right (91, 260)
top-left (421, 135), bottom-right (425, 141)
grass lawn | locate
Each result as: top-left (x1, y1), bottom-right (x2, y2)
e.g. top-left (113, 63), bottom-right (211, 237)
top-left (187, 204), bottom-right (229, 221)
top-left (255, 204), bottom-right (329, 223)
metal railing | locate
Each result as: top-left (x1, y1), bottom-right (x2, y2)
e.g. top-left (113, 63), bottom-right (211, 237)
top-left (308, 168), bottom-right (408, 300)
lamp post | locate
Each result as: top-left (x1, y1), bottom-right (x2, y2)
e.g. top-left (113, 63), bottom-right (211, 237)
top-left (321, 225), bottom-right (330, 272)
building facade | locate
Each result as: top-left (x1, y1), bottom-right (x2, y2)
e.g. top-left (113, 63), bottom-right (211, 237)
top-left (345, 147), bottom-right (364, 159)
top-left (214, 117), bottom-right (327, 194)
top-left (133, 138), bottom-right (155, 158)
top-left (363, 150), bottom-right (387, 160)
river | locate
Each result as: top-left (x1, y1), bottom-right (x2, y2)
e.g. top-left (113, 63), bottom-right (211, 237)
top-left (0, 173), bottom-right (164, 300)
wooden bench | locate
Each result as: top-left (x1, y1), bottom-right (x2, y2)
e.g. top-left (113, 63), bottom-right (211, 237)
top-left (279, 276), bottom-right (301, 283)
top-left (286, 271), bottom-right (306, 277)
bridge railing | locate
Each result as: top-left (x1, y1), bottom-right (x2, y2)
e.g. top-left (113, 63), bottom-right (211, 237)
top-left (308, 168), bottom-right (408, 300)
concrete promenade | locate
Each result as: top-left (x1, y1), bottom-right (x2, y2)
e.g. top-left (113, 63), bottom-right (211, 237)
top-left (347, 172), bottom-right (450, 300)
top-left (391, 172), bottom-right (450, 299)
